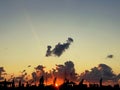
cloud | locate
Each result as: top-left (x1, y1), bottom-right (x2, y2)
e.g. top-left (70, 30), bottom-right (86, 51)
top-left (22, 70), bottom-right (26, 73)
top-left (31, 72), bottom-right (37, 82)
top-left (30, 61), bottom-right (78, 85)
top-left (28, 65), bottom-right (31, 67)
top-left (46, 37), bottom-right (73, 57)
top-left (2, 61), bottom-right (119, 85)
top-left (15, 75), bottom-right (25, 82)
top-left (14, 71), bottom-right (28, 83)
top-left (107, 54), bottom-right (114, 59)
top-left (0, 67), bottom-right (5, 80)
top-left (54, 61), bottom-right (78, 82)
top-left (0, 67), bottom-right (5, 73)
top-left (31, 65), bottom-right (46, 84)
top-left (35, 65), bottom-right (45, 72)
top-left (79, 63), bottom-right (117, 83)
top-left (0, 77), bottom-right (4, 80)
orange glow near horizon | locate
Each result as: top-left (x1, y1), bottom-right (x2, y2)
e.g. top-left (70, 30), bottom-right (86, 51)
top-left (55, 83), bottom-right (58, 87)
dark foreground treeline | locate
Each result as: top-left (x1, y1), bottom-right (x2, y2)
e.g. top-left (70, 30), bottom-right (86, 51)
top-left (0, 78), bottom-right (120, 90)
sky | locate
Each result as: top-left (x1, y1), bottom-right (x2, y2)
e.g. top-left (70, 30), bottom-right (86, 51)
top-left (0, 0), bottom-right (120, 79)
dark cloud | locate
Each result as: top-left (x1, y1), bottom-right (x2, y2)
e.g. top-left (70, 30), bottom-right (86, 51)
top-left (30, 62), bottom-right (118, 85)
top-left (1, 61), bottom-right (119, 85)
top-left (46, 37), bottom-right (73, 57)
top-left (46, 46), bottom-right (52, 57)
top-left (11, 65), bottom-right (46, 84)
top-left (31, 65), bottom-right (46, 84)
top-left (15, 75), bottom-right (25, 82)
top-left (0, 67), bottom-right (5, 80)
top-left (20, 62), bottom-right (120, 85)
top-left (0, 67), bottom-right (5, 73)
top-left (54, 61), bottom-right (78, 82)
top-left (31, 72), bottom-right (36, 80)
top-left (28, 65), bottom-right (31, 67)
top-left (14, 71), bottom-right (28, 83)
top-left (22, 70), bottom-right (26, 73)
top-left (117, 74), bottom-right (120, 80)
top-left (0, 77), bottom-right (4, 80)
top-left (30, 61), bottom-right (78, 85)
top-left (107, 54), bottom-right (113, 58)
top-left (31, 72), bottom-right (37, 82)
top-left (35, 65), bottom-right (45, 72)
top-left (79, 64), bottom-right (117, 83)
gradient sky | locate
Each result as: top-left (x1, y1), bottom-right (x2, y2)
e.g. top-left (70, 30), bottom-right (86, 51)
top-left (0, 0), bottom-right (120, 77)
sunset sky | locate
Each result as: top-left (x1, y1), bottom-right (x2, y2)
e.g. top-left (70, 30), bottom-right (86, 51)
top-left (0, 0), bottom-right (120, 79)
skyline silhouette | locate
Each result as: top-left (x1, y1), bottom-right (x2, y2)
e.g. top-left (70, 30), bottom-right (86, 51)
top-left (0, 71), bottom-right (120, 90)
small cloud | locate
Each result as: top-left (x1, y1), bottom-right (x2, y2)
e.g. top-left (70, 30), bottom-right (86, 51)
top-left (107, 54), bottom-right (114, 59)
top-left (22, 70), bottom-right (26, 73)
top-left (28, 65), bottom-right (31, 67)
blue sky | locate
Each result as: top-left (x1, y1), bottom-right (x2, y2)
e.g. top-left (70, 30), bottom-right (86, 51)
top-left (0, 0), bottom-right (120, 75)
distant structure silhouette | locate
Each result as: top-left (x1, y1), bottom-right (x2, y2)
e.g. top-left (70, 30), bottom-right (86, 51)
top-left (79, 79), bottom-right (84, 85)
top-left (53, 77), bottom-right (57, 86)
top-left (39, 76), bottom-right (44, 85)
top-left (12, 79), bottom-right (15, 88)
top-left (100, 78), bottom-right (103, 87)
top-left (0, 76), bottom-right (120, 90)
top-left (19, 80), bottom-right (22, 87)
